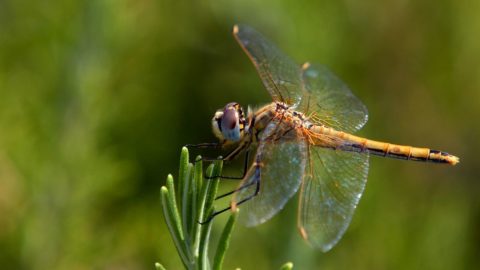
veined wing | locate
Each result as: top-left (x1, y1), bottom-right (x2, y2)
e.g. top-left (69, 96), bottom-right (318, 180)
top-left (234, 24), bottom-right (368, 133)
top-left (233, 24), bottom-right (303, 106)
top-left (299, 63), bottom-right (368, 133)
top-left (298, 146), bottom-right (369, 252)
top-left (232, 121), bottom-right (307, 226)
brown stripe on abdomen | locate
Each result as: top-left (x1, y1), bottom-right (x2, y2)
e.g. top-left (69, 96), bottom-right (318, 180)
top-left (365, 141), bottom-right (429, 161)
top-left (308, 125), bottom-right (459, 165)
top-left (341, 136), bottom-right (453, 163)
top-left (363, 143), bottom-right (459, 165)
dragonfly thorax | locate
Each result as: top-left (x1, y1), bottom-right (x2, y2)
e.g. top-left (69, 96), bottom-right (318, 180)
top-left (211, 102), bottom-right (247, 143)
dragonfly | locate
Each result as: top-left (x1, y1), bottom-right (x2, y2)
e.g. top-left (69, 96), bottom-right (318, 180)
top-left (191, 24), bottom-right (459, 252)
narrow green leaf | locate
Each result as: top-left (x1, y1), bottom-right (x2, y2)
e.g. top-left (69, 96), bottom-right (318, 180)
top-left (160, 187), bottom-right (191, 268)
top-left (212, 209), bottom-right (239, 270)
top-left (279, 262), bottom-right (294, 270)
top-left (204, 160), bottom-right (222, 213)
top-left (155, 262), bottom-right (167, 270)
top-left (189, 156), bottom-right (203, 243)
top-left (198, 207), bottom-right (214, 270)
top-left (182, 163), bottom-right (193, 241)
top-left (186, 163), bottom-right (195, 239)
top-left (193, 161), bottom-right (213, 257)
top-left (194, 160), bottom-right (222, 257)
top-left (166, 175), bottom-right (184, 240)
top-left (178, 147), bottom-right (190, 210)
top-left (194, 155), bottom-right (203, 207)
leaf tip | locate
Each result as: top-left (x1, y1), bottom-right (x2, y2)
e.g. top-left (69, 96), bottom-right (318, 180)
top-left (155, 262), bottom-right (167, 270)
top-left (166, 175), bottom-right (175, 190)
top-left (280, 262), bottom-right (294, 270)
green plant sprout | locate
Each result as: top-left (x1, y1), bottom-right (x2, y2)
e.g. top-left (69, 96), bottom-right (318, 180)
top-left (157, 147), bottom-right (293, 270)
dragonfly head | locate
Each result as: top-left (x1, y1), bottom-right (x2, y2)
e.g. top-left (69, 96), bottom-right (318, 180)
top-left (212, 102), bottom-right (246, 143)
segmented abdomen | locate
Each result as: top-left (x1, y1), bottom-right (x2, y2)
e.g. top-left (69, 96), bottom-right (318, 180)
top-left (308, 125), bottom-right (459, 165)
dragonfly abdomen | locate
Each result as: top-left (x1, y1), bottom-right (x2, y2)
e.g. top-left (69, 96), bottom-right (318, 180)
top-left (352, 136), bottom-right (459, 165)
top-left (310, 126), bottom-right (459, 165)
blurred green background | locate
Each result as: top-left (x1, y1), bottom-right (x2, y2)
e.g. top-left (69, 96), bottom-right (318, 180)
top-left (1, 0), bottom-right (479, 269)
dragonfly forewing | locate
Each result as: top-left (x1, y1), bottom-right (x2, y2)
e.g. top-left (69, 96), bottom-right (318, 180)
top-left (300, 63), bottom-right (368, 133)
top-left (233, 24), bottom-right (304, 107)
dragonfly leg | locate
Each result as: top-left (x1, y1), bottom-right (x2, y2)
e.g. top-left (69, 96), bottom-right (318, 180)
top-left (185, 142), bottom-right (221, 149)
top-left (215, 170), bottom-right (257, 200)
top-left (186, 142), bottom-right (228, 163)
top-left (186, 142), bottom-right (225, 163)
top-left (198, 205), bottom-right (231, 225)
top-left (205, 149), bottom-right (250, 180)
top-left (230, 167), bottom-right (261, 205)
top-left (199, 168), bottom-right (261, 224)
top-left (190, 139), bottom-right (245, 164)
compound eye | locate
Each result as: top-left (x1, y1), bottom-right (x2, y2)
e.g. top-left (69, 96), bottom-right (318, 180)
top-left (221, 109), bottom-right (238, 130)
top-left (220, 108), bottom-right (241, 142)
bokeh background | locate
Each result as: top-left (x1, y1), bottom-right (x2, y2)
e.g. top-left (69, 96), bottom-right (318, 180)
top-left (1, 0), bottom-right (479, 269)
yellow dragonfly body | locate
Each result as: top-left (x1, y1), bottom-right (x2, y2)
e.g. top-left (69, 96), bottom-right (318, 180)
top-left (204, 24), bottom-right (459, 252)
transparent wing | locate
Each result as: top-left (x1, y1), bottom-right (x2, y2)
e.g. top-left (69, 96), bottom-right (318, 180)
top-left (298, 146), bottom-right (369, 252)
top-left (234, 24), bottom-right (368, 133)
top-left (299, 63), bottom-right (368, 133)
top-left (232, 121), bottom-right (308, 226)
top-left (233, 24), bottom-right (303, 106)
